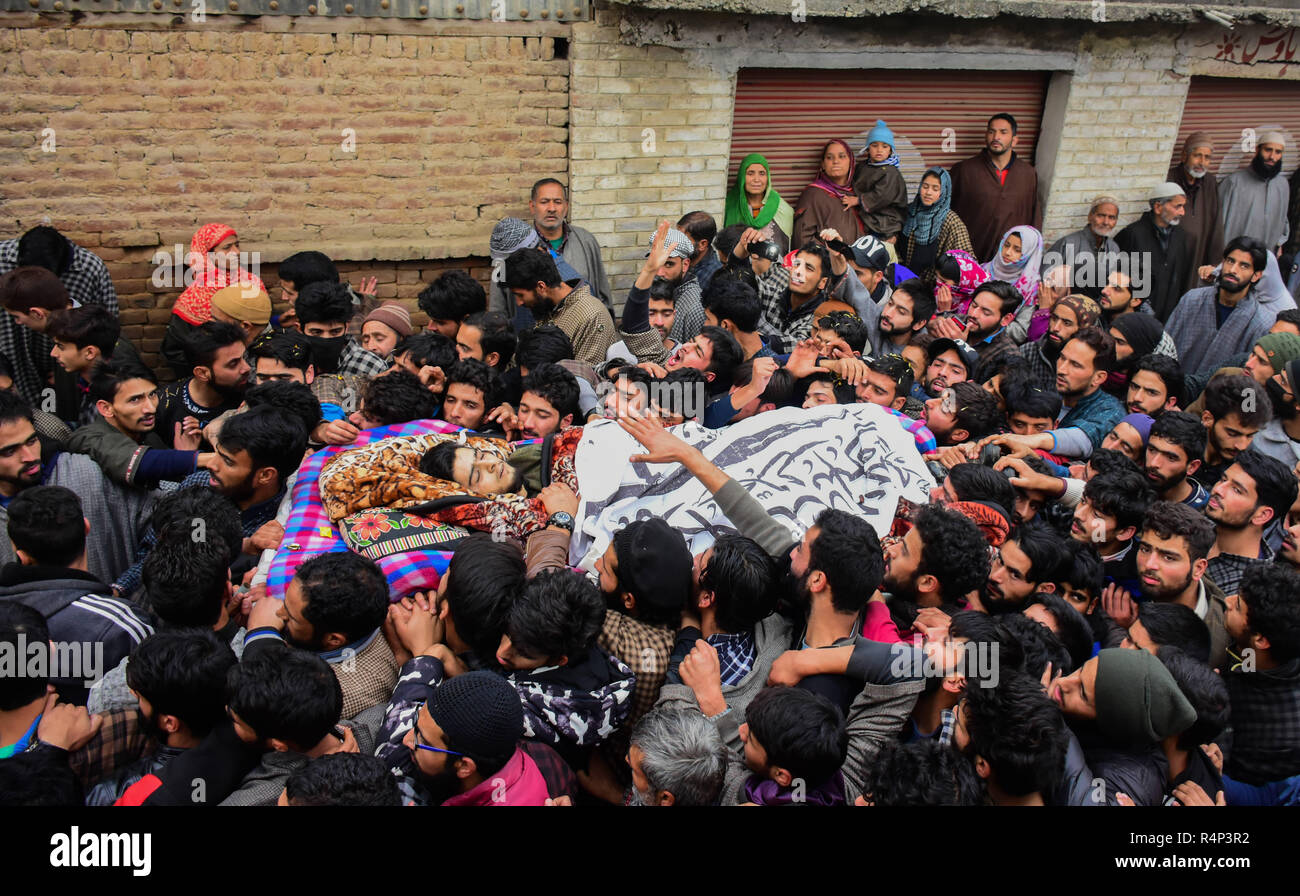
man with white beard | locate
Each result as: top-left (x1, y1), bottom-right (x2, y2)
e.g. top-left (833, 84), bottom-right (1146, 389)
top-left (1046, 196), bottom-right (1121, 301)
top-left (1167, 132), bottom-right (1225, 293)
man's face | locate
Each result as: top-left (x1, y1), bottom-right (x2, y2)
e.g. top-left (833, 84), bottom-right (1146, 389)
top-left (882, 526), bottom-right (924, 598)
top-left (929, 477), bottom-right (960, 507)
top-left (1219, 249), bottom-right (1262, 294)
top-left (1243, 343), bottom-right (1277, 386)
top-left (513, 286), bottom-right (556, 316)
top-left (1056, 583), bottom-right (1097, 616)
top-left (1100, 421), bottom-right (1145, 462)
top-left (9, 308), bottom-right (46, 332)
top-left (1013, 486), bottom-right (1049, 528)
top-left (595, 543), bottom-right (621, 599)
top-left (1045, 304), bottom-right (1081, 349)
top-left (1155, 195), bottom-right (1187, 227)
top-left (788, 525), bottom-right (818, 581)
top-left (402, 703), bottom-right (458, 783)
top-left (738, 722), bottom-right (774, 779)
top-left (965, 291), bottom-right (1006, 342)
top-left (50, 339), bottom-right (94, 374)
top-left (855, 369), bottom-right (899, 409)
top-left (627, 744), bottom-right (665, 807)
top-left (1127, 370), bottom-right (1171, 416)
top-left (985, 539), bottom-right (1040, 611)
top-left (655, 258), bottom-right (689, 288)
top-left (1208, 412), bottom-right (1260, 464)
top-left (1224, 593), bottom-right (1252, 648)
top-left (1055, 339), bottom-right (1100, 400)
top-left (803, 380), bottom-right (837, 409)
top-left (441, 382), bottom-right (488, 430)
top-left (667, 335), bottom-right (714, 375)
top-left (202, 342), bottom-right (252, 393)
top-left (456, 324), bottom-right (484, 363)
top-left (204, 444), bottom-right (261, 502)
top-left (1207, 463), bottom-right (1263, 530)
top-left (254, 357), bottom-right (310, 386)
top-left (811, 327), bottom-right (855, 361)
top-left (279, 280), bottom-right (298, 309)
top-left (102, 378), bottom-right (159, 439)
top-left (604, 376), bottom-right (649, 420)
top-left (361, 321), bottom-right (401, 358)
top-left (530, 182), bottom-right (568, 234)
top-left (1070, 496), bottom-right (1121, 547)
top-left (848, 260), bottom-right (882, 293)
top-left (647, 298), bottom-right (676, 340)
top-left (0, 419), bottom-right (42, 494)
top-left (1121, 618), bottom-right (1160, 654)
top-left (450, 446), bottom-right (522, 495)
top-left (1133, 530), bottom-right (1196, 602)
top-left (518, 391), bottom-right (569, 439)
top-left (1183, 145), bottom-right (1212, 178)
top-left (924, 349), bottom-right (968, 396)
top-left (1143, 434), bottom-right (1196, 494)
top-left (1008, 411), bottom-right (1053, 436)
top-left (278, 578), bottom-right (320, 649)
top-left (1088, 203), bottom-right (1119, 237)
top-left (788, 252), bottom-right (827, 298)
top-left (426, 318), bottom-right (459, 340)
top-left (878, 290), bottom-right (917, 337)
top-left (985, 118), bottom-right (1016, 155)
top-left (1281, 498), bottom-right (1300, 566)
top-left (496, 631), bottom-right (550, 672)
top-left (1259, 142), bottom-right (1285, 167)
top-left (924, 389), bottom-right (963, 444)
top-left (1048, 655), bottom-right (1099, 721)
top-left (1099, 272), bottom-right (1135, 314)
top-left (302, 321), bottom-right (347, 339)
top-left (1272, 318), bottom-right (1300, 337)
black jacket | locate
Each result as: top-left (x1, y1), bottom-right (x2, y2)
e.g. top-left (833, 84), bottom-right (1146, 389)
top-left (0, 564), bottom-right (153, 705)
top-left (1114, 212), bottom-right (1193, 323)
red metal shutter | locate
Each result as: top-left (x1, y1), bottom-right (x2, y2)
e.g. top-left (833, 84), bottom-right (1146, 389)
top-left (729, 69), bottom-right (1051, 202)
top-left (1171, 76), bottom-right (1300, 178)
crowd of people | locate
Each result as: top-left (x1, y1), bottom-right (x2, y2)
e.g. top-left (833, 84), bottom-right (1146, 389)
top-left (2, 112), bottom-right (1300, 808)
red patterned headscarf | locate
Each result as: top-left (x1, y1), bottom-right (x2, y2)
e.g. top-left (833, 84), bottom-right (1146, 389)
top-left (172, 223), bottom-right (265, 325)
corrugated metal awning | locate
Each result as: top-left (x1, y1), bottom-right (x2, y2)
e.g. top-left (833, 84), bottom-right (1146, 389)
top-left (730, 68), bottom-right (1050, 201)
top-left (1172, 76), bottom-right (1300, 178)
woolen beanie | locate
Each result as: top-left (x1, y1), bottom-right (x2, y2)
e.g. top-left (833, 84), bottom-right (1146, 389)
top-left (427, 670), bottom-right (523, 760)
top-left (489, 217), bottom-right (539, 262)
top-left (364, 302), bottom-right (413, 338)
top-left (1094, 648), bottom-right (1196, 747)
top-left (1183, 131), bottom-right (1213, 153)
top-left (1255, 332), bottom-right (1300, 371)
top-left (211, 283), bottom-right (271, 326)
top-left (863, 119), bottom-right (895, 152)
top-left (1119, 412), bottom-right (1155, 445)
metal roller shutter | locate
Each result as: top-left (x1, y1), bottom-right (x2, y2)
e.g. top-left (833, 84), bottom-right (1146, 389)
top-left (729, 68), bottom-right (1051, 201)
top-left (1171, 76), bottom-right (1300, 179)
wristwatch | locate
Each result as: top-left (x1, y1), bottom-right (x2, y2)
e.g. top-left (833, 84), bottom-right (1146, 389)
top-left (546, 511), bottom-right (575, 532)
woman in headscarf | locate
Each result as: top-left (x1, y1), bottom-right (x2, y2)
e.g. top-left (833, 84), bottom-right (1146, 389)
top-left (898, 167), bottom-right (974, 282)
top-left (792, 140), bottom-right (864, 247)
top-left (1104, 312), bottom-right (1178, 400)
top-left (161, 223), bottom-right (265, 377)
top-left (724, 153), bottom-right (795, 255)
top-left (983, 225), bottom-right (1044, 346)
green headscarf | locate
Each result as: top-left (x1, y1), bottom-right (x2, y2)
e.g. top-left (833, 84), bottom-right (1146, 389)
top-left (725, 153), bottom-right (795, 237)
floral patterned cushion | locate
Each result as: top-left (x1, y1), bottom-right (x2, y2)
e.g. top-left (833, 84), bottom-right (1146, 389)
top-left (338, 509), bottom-right (473, 560)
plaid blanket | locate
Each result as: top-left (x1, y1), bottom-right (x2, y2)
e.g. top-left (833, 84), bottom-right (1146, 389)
top-left (267, 419), bottom-right (462, 602)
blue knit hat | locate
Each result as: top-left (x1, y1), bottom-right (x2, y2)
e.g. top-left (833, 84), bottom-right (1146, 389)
top-left (861, 120), bottom-right (895, 154)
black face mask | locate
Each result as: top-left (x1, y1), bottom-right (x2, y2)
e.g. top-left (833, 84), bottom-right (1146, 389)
top-left (1266, 377), bottom-right (1299, 420)
top-left (303, 334), bottom-right (349, 373)
top-left (1251, 153), bottom-right (1284, 181)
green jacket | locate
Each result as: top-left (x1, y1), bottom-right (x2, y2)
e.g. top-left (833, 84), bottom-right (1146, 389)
top-left (65, 417), bottom-right (166, 487)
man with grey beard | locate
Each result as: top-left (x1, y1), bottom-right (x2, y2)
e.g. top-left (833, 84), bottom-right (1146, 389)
top-left (1047, 196), bottom-right (1121, 301)
top-left (626, 707), bottom-right (728, 806)
top-left (1168, 132), bottom-right (1225, 292)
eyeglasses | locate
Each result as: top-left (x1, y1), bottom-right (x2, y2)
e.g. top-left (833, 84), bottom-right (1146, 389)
top-left (411, 705), bottom-right (464, 758)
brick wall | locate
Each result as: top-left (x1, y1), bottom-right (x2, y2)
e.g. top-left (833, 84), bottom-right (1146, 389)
top-left (568, 6), bottom-right (733, 300)
top-left (0, 16), bottom-right (561, 370)
top-left (1037, 34), bottom-right (1190, 241)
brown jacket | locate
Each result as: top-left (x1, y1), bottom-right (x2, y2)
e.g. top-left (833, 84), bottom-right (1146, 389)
top-left (792, 184), bottom-right (864, 247)
top-left (948, 149), bottom-right (1041, 262)
top-left (1168, 162), bottom-right (1225, 292)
